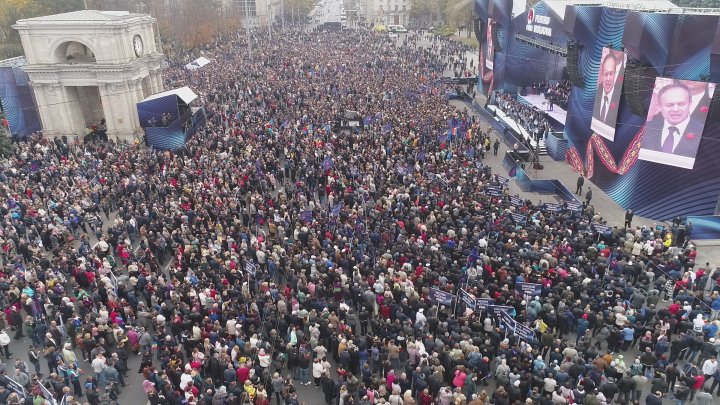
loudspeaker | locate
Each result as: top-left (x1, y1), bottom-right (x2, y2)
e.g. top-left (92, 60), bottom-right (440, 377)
top-left (566, 41), bottom-right (584, 88)
top-left (491, 22), bottom-right (502, 53)
top-left (623, 58), bottom-right (656, 117)
top-left (473, 16), bottom-right (485, 44)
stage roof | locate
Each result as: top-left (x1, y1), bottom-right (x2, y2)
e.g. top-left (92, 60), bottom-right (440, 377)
top-left (142, 86), bottom-right (198, 105)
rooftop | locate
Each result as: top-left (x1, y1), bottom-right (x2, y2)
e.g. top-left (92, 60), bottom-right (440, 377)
top-left (14, 10), bottom-right (149, 26)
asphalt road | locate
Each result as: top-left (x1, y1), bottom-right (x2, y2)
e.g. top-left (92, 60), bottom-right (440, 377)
top-left (1, 29), bottom-right (700, 405)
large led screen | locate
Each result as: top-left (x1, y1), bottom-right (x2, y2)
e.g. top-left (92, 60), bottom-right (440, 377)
top-left (590, 47), bottom-right (627, 141)
top-left (486, 18), bottom-right (495, 70)
top-left (638, 78), bottom-right (715, 169)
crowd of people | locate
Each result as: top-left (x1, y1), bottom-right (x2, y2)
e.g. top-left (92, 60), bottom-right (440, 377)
top-left (543, 80), bottom-right (571, 111)
top-left (494, 93), bottom-right (552, 145)
top-left (0, 26), bottom-right (718, 405)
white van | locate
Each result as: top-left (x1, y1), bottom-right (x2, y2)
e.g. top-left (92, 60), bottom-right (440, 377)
top-left (387, 25), bottom-right (408, 33)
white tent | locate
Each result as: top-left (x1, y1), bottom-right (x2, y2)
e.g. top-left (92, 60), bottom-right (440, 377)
top-left (184, 56), bottom-right (211, 70)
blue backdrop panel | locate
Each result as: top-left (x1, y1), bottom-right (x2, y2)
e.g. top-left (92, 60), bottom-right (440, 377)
top-left (145, 107), bottom-right (206, 150)
top-left (475, 0), bottom-right (513, 96)
top-left (0, 65), bottom-right (41, 136)
top-left (712, 23), bottom-right (720, 82)
top-left (563, 6), bottom-right (720, 221)
top-left (502, 153), bottom-right (580, 204)
top-left (145, 126), bottom-right (186, 150)
top-left (503, 2), bottom-right (569, 91)
top-left (137, 95), bottom-right (180, 128)
top-left (686, 216), bottom-right (720, 240)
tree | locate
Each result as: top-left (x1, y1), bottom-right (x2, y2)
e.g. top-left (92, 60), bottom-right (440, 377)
top-left (409, 0), bottom-right (449, 28)
top-left (0, 118), bottom-right (14, 158)
top-left (446, 0), bottom-right (472, 31)
top-left (0, 0), bottom-right (85, 59)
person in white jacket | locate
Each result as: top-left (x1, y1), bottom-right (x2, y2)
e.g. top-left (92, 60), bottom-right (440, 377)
top-left (312, 358), bottom-right (324, 387)
top-left (0, 329), bottom-right (11, 359)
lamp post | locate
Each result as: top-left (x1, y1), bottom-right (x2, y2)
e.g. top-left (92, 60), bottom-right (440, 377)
top-left (268, 2), bottom-right (273, 41)
top-left (245, 0), bottom-right (252, 58)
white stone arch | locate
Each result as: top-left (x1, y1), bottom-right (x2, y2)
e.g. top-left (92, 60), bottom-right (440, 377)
top-left (51, 38), bottom-right (97, 63)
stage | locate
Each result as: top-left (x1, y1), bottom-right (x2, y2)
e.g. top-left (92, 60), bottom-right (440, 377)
top-left (486, 104), bottom-right (547, 154)
top-left (518, 94), bottom-right (567, 127)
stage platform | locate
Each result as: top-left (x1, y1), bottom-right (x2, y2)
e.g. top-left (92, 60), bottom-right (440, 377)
top-left (486, 105), bottom-right (547, 155)
top-left (518, 94), bottom-right (567, 127)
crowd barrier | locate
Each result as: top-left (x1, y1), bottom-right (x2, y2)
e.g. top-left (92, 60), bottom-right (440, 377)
top-left (502, 152), bottom-right (581, 204)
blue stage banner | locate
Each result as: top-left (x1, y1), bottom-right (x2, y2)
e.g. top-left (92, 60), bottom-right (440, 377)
top-left (686, 216), bottom-right (720, 240)
top-left (0, 61), bottom-right (41, 136)
top-left (515, 282), bottom-right (542, 297)
top-left (429, 288), bottom-right (454, 306)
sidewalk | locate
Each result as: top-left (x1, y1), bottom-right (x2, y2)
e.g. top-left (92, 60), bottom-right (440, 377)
top-left (451, 98), bottom-right (720, 265)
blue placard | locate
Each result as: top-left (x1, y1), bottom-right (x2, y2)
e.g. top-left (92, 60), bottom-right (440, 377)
top-left (566, 202), bottom-right (583, 212)
top-left (515, 282), bottom-right (542, 297)
top-left (458, 289), bottom-right (476, 309)
top-left (486, 186), bottom-right (503, 197)
top-left (545, 203), bottom-right (562, 212)
top-left (510, 213), bottom-right (527, 224)
top-left (244, 260), bottom-right (257, 276)
top-left (592, 223), bottom-right (611, 233)
top-left (475, 298), bottom-right (495, 312)
top-left (510, 197), bottom-right (524, 206)
top-left (515, 323), bottom-right (536, 341)
top-left (300, 210), bottom-right (313, 223)
top-left (488, 304), bottom-right (515, 318)
top-left (429, 288), bottom-right (454, 306)
top-left (498, 309), bottom-right (517, 331)
top-left (496, 175), bottom-right (510, 185)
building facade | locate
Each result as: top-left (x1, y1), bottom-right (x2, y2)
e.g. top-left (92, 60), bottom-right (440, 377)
top-left (13, 10), bottom-right (164, 140)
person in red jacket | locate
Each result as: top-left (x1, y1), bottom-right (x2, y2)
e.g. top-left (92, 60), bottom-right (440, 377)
top-left (690, 374), bottom-right (705, 401)
top-left (418, 388), bottom-right (433, 405)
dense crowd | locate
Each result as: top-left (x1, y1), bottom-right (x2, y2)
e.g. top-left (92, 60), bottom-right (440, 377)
top-left (0, 27), bottom-right (719, 405)
top-left (495, 93), bottom-right (551, 145)
top-left (543, 80), bottom-right (571, 111)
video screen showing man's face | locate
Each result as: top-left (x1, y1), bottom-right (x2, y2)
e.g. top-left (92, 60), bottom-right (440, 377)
top-left (638, 77), bottom-right (716, 170)
top-left (590, 47), bottom-right (627, 142)
top-left (658, 85), bottom-right (690, 126)
top-left (601, 56), bottom-right (616, 95)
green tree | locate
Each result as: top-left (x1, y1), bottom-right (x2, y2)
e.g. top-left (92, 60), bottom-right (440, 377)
top-left (0, 118), bottom-right (15, 158)
top-left (0, 0), bottom-right (85, 59)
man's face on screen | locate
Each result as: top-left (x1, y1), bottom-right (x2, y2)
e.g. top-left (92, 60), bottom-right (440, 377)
top-left (660, 86), bottom-right (691, 126)
top-left (601, 57), bottom-right (616, 95)
top-left (684, 80), bottom-right (707, 96)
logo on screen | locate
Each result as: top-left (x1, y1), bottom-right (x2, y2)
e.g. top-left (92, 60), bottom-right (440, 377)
top-left (528, 8), bottom-right (535, 24)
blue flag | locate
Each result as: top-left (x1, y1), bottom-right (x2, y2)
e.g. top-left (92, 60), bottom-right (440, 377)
top-left (417, 149), bottom-right (426, 162)
top-left (331, 203), bottom-right (343, 217)
top-left (323, 156), bottom-right (333, 170)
